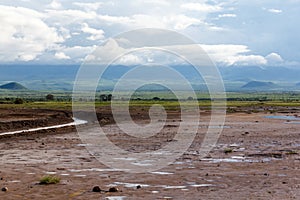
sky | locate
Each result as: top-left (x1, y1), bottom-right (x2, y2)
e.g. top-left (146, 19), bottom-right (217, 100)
top-left (0, 0), bottom-right (299, 67)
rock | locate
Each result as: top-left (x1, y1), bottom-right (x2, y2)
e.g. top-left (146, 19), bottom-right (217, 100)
top-left (1, 187), bottom-right (8, 192)
top-left (108, 187), bottom-right (119, 192)
top-left (92, 186), bottom-right (101, 192)
top-left (136, 185), bottom-right (141, 189)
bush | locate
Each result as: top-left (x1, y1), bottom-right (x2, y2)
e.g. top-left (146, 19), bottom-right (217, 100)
top-left (46, 94), bottom-right (54, 101)
top-left (14, 98), bottom-right (24, 104)
top-left (39, 175), bottom-right (60, 185)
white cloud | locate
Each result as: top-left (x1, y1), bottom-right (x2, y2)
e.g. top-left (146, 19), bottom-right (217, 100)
top-left (55, 52), bottom-right (70, 60)
top-left (45, 9), bottom-right (97, 25)
top-left (181, 2), bottom-right (222, 13)
top-left (62, 45), bottom-right (96, 62)
top-left (81, 23), bottom-right (105, 41)
top-left (0, 5), bottom-right (63, 62)
top-left (47, 0), bottom-right (63, 10)
top-left (266, 52), bottom-right (283, 65)
top-left (73, 2), bottom-right (103, 12)
top-left (218, 13), bottom-right (237, 18)
top-left (268, 8), bottom-right (282, 13)
top-left (119, 54), bottom-right (143, 65)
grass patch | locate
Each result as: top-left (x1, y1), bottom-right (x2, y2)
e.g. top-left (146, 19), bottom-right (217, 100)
top-left (224, 148), bottom-right (233, 154)
top-left (39, 175), bottom-right (60, 185)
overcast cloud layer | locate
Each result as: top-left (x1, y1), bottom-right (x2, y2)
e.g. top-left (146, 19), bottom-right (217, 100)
top-left (0, 0), bottom-right (299, 67)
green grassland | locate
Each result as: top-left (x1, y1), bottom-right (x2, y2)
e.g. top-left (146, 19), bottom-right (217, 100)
top-left (0, 90), bottom-right (299, 111)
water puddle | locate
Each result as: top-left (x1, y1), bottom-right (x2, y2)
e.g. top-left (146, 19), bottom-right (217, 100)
top-left (131, 160), bottom-right (154, 167)
top-left (105, 196), bottom-right (126, 200)
top-left (162, 185), bottom-right (186, 189)
top-left (151, 171), bottom-right (174, 175)
top-left (0, 118), bottom-right (88, 136)
top-left (69, 168), bottom-right (126, 172)
top-left (265, 115), bottom-right (300, 120)
top-left (9, 180), bottom-right (21, 183)
top-left (201, 156), bottom-right (272, 163)
top-left (109, 182), bottom-right (150, 188)
top-left (45, 171), bottom-right (57, 175)
top-left (73, 174), bottom-right (86, 177)
top-left (190, 184), bottom-right (213, 187)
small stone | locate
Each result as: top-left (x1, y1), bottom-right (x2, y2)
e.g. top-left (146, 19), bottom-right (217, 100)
top-left (1, 187), bottom-right (8, 192)
top-left (108, 187), bottom-right (119, 192)
top-left (282, 181), bottom-right (287, 184)
top-left (136, 185), bottom-right (141, 189)
top-left (264, 173), bottom-right (269, 176)
top-left (92, 186), bottom-right (101, 192)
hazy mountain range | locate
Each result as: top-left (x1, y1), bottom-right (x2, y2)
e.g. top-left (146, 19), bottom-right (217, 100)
top-left (0, 65), bottom-right (299, 91)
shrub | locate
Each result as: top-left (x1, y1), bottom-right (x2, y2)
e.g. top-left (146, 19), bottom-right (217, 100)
top-left (46, 94), bottom-right (55, 101)
top-left (14, 98), bottom-right (24, 104)
top-left (39, 175), bottom-right (60, 185)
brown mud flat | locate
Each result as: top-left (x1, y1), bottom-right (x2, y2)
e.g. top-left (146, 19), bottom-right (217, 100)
top-left (0, 107), bottom-right (300, 199)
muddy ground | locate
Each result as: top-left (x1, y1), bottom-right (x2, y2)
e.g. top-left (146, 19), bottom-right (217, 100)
top-left (0, 107), bottom-right (299, 200)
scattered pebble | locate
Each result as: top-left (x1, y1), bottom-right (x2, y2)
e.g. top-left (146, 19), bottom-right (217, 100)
top-left (136, 185), bottom-right (141, 189)
top-left (92, 186), bottom-right (102, 192)
top-left (108, 187), bottom-right (119, 192)
top-left (1, 187), bottom-right (8, 192)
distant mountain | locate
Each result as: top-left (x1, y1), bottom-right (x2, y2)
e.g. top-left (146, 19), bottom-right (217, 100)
top-left (242, 81), bottom-right (277, 89)
top-left (0, 82), bottom-right (28, 90)
top-left (296, 82), bottom-right (300, 87)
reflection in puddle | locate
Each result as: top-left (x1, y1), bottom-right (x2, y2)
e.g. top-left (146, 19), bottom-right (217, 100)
top-left (201, 156), bottom-right (273, 163)
top-left (190, 184), bottom-right (213, 187)
top-left (163, 185), bottom-right (186, 189)
top-left (73, 174), bottom-right (86, 177)
top-left (45, 171), bottom-right (57, 175)
top-left (151, 171), bottom-right (174, 175)
top-left (110, 182), bottom-right (150, 188)
top-left (69, 168), bottom-right (126, 172)
top-left (0, 118), bottom-right (88, 136)
top-left (105, 196), bottom-right (126, 200)
top-left (265, 115), bottom-right (300, 120)
top-left (9, 180), bottom-right (21, 183)
top-left (131, 160), bottom-right (154, 167)
top-left (114, 157), bottom-right (136, 161)
top-left (208, 125), bottom-right (231, 129)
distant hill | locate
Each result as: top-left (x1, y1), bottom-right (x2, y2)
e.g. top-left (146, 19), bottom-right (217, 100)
top-left (296, 82), bottom-right (300, 87)
top-left (0, 82), bottom-right (28, 90)
top-left (242, 81), bottom-right (277, 89)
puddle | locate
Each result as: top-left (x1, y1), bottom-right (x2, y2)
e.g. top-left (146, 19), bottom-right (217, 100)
top-left (9, 180), bottom-right (21, 183)
top-left (152, 191), bottom-right (159, 194)
top-left (77, 144), bottom-right (92, 147)
top-left (110, 182), bottom-right (150, 188)
top-left (0, 118), bottom-right (87, 136)
top-left (73, 174), bottom-right (86, 177)
top-left (201, 156), bottom-right (272, 163)
top-left (265, 115), bottom-right (300, 120)
top-left (45, 171), bottom-right (57, 175)
top-left (208, 125), bottom-right (231, 129)
top-left (151, 171), bottom-right (174, 175)
top-left (114, 157), bottom-right (136, 161)
top-left (190, 184), bottom-right (213, 187)
top-left (162, 185), bottom-right (186, 189)
top-left (131, 160), bottom-right (154, 167)
top-left (285, 121), bottom-right (300, 124)
top-left (105, 196), bottom-right (126, 200)
top-left (69, 168), bottom-right (126, 172)
top-left (60, 174), bottom-right (70, 176)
